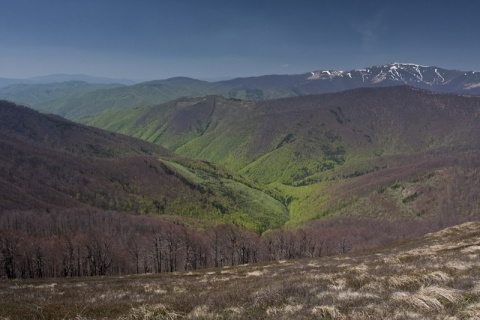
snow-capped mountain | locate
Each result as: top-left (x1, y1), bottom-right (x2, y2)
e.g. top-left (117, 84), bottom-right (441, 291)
top-left (304, 63), bottom-right (480, 95)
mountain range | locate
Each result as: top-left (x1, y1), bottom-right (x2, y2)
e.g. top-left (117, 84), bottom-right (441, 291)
top-left (305, 62), bottom-right (480, 94)
top-left (1, 63), bottom-right (480, 121)
top-left (2, 60), bottom-right (480, 287)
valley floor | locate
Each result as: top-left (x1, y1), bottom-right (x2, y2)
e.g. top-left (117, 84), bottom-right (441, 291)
top-left (1, 221), bottom-right (479, 319)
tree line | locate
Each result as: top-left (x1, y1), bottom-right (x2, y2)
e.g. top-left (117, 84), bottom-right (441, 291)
top-left (1, 208), bottom-right (476, 279)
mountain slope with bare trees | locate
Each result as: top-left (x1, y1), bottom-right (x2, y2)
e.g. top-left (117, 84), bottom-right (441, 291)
top-left (0, 100), bottom-right (288, 231)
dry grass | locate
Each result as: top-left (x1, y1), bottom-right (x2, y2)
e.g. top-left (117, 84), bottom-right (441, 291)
top-left (1, 221), bottom-right (480, 319)
top-left (392, 286), bottom-right (461, 311)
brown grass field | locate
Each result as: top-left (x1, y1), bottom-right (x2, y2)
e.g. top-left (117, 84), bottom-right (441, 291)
top-left (1, 221), bottom-right (479, 319)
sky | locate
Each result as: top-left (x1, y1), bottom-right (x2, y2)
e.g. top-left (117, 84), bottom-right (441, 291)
top-left (1, 0), bottom-right (480, 81)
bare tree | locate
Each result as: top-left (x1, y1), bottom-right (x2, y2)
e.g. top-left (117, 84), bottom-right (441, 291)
top-left (0, 231), bottom-right (19, 279)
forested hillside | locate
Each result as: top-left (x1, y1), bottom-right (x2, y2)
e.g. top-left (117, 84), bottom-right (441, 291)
top-left (0, 100), bottom-right (288, 232)
top-left (84, 87), bottom-right (480, 222)
top-left (3, 99), bottom-right (476, 280)
top-left (2, 85), bottom-right (480, 280)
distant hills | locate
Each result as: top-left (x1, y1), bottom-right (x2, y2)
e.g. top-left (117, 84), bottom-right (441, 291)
top-left (0, 81), bottom-right (123, 112)
top-left (25, 74), bottom-right (136, 85)
top-left (0, 74), bottom-right (135, 88)
top-left (0, 78), bottom-right (228, 119)
top-left (1, 63), bottom-right (480, 121)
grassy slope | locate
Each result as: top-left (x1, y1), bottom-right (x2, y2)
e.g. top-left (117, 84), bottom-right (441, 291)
top-left (83, 87), bottom-right (480, 224)
top-left (2, 221), bottom-right (479, 319)
top-left (157, 157), bottom-right (289, 231)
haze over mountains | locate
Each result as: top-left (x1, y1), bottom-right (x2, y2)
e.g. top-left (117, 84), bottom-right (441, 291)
top-left (0, 74), bottom-right (135, 88)
top-left (1, 63), bottom-right (480, 120)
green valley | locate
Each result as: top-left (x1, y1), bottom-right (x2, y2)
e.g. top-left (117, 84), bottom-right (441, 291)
top-left (82, 86), bottom-right (480, 224)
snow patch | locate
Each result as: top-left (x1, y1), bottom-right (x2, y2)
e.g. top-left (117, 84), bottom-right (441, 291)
top-left (388, 67), bottom-right (407, 83)
top-left (391, 62), bottom-right (428, 68)
top-left (434, 69), bottom-right (445, 83)
top-left (307, 72), bottom-right (320, 80)
top-left (372, 71), bottom-right (387, 83)
top-left (465, 83), bottom-right (480, 89)
top-left (413, 65), bottom-right (423, 81)
top-left (307, 70), bottom-right (344, 80)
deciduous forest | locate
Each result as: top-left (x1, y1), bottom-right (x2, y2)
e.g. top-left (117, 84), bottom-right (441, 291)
top-left (1, 208), bottom-right (474, 279)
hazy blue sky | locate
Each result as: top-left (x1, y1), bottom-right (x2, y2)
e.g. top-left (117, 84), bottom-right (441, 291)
top-left (1, 0), bottom-right (479, 81)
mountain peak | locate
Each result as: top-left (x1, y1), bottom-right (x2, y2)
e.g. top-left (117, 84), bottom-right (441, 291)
top-left (306, 63), bottom-right (480, 93)
top-left (386, 62), bottom-right (427, 67)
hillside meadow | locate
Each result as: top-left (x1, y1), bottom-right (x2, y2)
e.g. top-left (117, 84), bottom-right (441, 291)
top-left (1, 221), bottom-right (479, 319)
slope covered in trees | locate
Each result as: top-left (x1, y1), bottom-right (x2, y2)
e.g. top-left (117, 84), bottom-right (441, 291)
top-left (1, 204), bottom-right (474, 280)
top-left (0, 100), bottom-right (288, 231)
top-left (84, 87), bottom-right (480, 182)
top-left (3, 98), bottom-right (476, 281)
top-left (1, 87), bottom-right (480, 285)
top-left (83, 87), bottom-right (480, 223)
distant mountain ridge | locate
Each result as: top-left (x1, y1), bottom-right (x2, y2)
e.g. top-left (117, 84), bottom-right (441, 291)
top-left (304, 62), bottom-right (480, 94)
top-left (0, 81), bottom-right (123, 110)
top-left (0, 74), bottom-right (135, 88)
top-left (26, 74), bottom-right (136, 85)
top-left (2, 63), bottom-right (480, 121)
